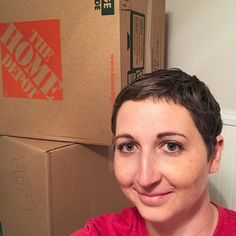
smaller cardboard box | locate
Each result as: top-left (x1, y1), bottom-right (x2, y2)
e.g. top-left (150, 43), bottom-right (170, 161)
top-left (0, 136), bottom-right (130, 236)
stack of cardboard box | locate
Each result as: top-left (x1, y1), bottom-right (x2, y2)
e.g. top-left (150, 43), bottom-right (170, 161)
top-left (0, 0), bottom-right (165, 235)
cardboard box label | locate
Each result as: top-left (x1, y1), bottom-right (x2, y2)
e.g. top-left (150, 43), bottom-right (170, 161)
top-left (131, 11), bottom-right (145, 70)
top-left (128, 11), bottom-right (145, 83)
top-left (94, 0), bottom-right (115, 15)
top-left (0, 19), bottom-right (63, 100)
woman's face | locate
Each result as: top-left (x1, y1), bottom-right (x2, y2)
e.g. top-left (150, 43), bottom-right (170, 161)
top-left (113, 99), bottom-right (222, 224)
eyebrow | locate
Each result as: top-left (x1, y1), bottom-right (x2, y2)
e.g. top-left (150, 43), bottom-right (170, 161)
top-left (112, 133), bottom-right (135, 145)
top-left (113, 132), bottom-right (188, 144)
top-left (157, 132), bottom-right (188, 140)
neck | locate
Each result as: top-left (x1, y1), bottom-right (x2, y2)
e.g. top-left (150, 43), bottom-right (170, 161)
top-left (145, 198), bottom-right (218, 236)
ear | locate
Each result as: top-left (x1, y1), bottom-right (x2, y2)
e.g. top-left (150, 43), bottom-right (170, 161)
top-left (208, 135), bottom-right (224, 174)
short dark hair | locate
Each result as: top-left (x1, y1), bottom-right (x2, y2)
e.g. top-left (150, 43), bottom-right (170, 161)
top-left (111, 68), bottom-right (222, 159)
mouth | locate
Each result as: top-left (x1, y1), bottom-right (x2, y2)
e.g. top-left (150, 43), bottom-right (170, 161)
top-left (136, 190), bottom-right (173, 206)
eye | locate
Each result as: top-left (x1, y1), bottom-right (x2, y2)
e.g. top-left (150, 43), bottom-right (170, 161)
top-left (117, 142), bottom-right (137, 153)
top-left (162, 142), bottom-right (182, 153)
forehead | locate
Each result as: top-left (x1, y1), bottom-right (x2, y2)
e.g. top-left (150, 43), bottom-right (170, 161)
top-left (116, 99), bottom-right (197, 134)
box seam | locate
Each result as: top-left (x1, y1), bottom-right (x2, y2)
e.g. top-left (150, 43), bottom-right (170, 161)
top-left (47, 152), bottom-right (54, 236)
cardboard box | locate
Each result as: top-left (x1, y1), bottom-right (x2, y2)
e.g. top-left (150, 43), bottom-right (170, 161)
top-left (0, 0), bottom-right (165, 145)
top-left (0, 136), bottom-right (130, 236)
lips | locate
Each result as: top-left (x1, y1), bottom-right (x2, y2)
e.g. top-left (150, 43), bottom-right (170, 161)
top-left (136, 190), bottom-right (173, 206)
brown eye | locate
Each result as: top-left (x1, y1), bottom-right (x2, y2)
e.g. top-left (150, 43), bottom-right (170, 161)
top-left (117, 142), bottom-right (137, 153)
top-left (163, 142), bottom-right (182, 153)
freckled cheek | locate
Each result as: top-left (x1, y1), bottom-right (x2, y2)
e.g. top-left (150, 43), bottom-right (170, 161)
top-left (175, 168), bottom-right (205, 189)
top-left (165, 163), bottom-right (201, 188)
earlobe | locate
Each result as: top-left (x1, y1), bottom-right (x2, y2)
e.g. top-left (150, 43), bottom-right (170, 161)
top-left (209, 135), bottom-right (224, 174)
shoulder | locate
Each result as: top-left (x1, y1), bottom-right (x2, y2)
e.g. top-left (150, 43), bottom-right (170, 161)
top-left (70, 207), bottom-right (148, 236)
top-left (214, 204), bottom-right (236, 236)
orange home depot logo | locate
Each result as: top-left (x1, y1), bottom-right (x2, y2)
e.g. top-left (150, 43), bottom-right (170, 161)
top-left (0, 19), bottom-right (63, 100)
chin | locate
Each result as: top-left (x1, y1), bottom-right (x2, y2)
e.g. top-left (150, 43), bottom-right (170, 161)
top-left (136, 203), bottom-right (174, 223)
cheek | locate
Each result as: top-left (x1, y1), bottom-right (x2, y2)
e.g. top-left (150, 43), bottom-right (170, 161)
top-left (114, 157), bottom-right (135, 187)
top-left (167, 160), bottom-right (208, 190)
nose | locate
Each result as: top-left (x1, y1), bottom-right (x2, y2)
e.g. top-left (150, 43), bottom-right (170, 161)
top-left (136, 150), bottom-right (162, 188)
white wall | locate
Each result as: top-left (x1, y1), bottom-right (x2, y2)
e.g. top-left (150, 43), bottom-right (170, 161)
top-left (209, 115), bottom-right (236, 210)
top-left (166, 0), bottom-right (236, 111)
top-left (166, 1), bottom-right (236, 210)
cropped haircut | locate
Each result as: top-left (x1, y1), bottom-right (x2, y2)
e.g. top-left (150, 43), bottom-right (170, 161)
top-left (111, 68), bottom-right (223, 159)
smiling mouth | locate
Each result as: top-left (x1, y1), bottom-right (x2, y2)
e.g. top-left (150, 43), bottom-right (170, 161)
top-left (136, 191), bottom-right (173, 206)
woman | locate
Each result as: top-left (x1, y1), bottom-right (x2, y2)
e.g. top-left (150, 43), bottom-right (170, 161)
top-left (71, 69), bottom-right (236, 235)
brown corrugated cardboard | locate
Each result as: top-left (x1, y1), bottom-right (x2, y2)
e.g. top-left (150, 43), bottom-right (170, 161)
top-left (0, 0), bottom-right (165, 145)
top-left (0, 136), bottom-right (130, 236)
top-left (145, 0), bottom-right (166, 72)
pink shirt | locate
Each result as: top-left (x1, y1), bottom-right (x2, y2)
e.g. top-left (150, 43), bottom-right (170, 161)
top-left (71, 205), bottom-right (236, 235)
